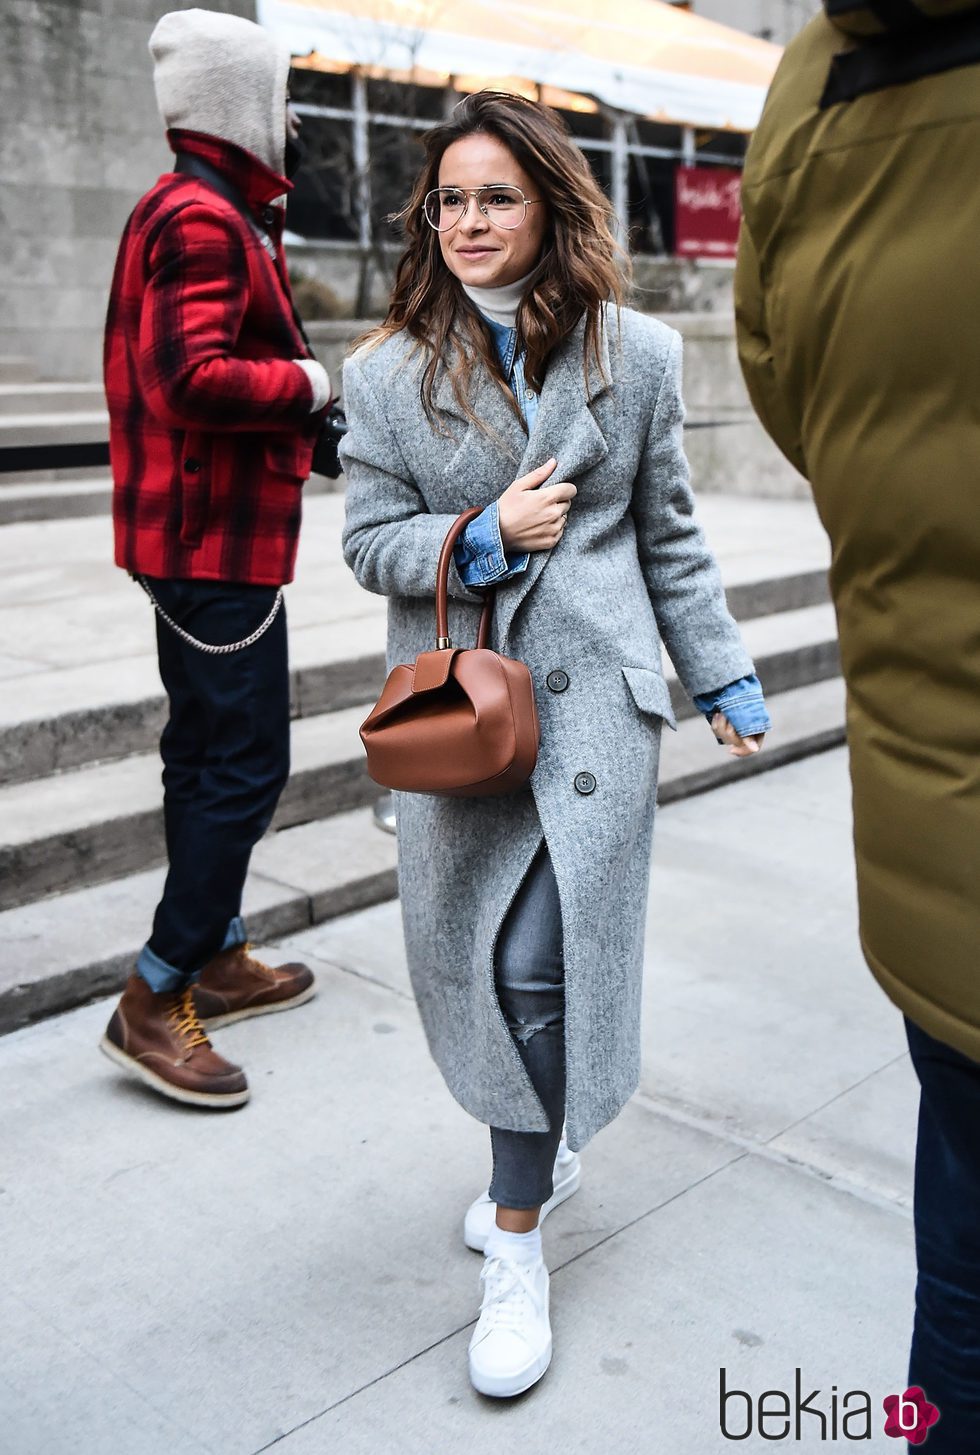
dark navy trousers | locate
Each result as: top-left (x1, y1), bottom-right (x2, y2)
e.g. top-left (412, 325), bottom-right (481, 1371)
top-left (136, 578), bottom-right (291, 993)
top-left (907, 1017), bottom-right (980, 1452)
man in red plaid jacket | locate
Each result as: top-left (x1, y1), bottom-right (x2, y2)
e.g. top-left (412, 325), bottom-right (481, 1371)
top-left (100, 9), bottom-right (330, 1109)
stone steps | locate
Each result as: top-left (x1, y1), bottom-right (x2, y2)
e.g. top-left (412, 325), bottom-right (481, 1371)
top-left (0, 611), bottom-right (388, 786)
top-left (0, 571), bottom-right (829, 787)
top-left (0, 409), bottom-right (110, 450)
top-left (0, 383), bottom-right (107, 417)
top-left (0, 476), bottom-right (112, 525)
top-left (0, 804), bottom-right (399, 1035)
top-left (0, 675), bottom-right (845, 1035)
top-left (0, 705), bottom-right (375, 912)
top-left (0, 470), bottom-right (340, 524)
top-left (0, 599), bottom-right (839, 916)
top-left (0, 383), bottom-right (109, 486)
top-left (0, 357), bottom-right (38, 384)
top-left (0, 489), bottom-right (839, 1034)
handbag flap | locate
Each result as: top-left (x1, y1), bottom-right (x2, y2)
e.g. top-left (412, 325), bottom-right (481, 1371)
top-left (412, 647), bottom-right (458, 694)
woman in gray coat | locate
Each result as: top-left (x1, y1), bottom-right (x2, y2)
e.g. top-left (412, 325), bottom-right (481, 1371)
top-left (341, 91), bottom-right (769, 1399)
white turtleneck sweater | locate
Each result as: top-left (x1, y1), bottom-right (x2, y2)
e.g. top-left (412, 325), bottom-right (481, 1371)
top-left (460, 269), bottom-right (536, 329)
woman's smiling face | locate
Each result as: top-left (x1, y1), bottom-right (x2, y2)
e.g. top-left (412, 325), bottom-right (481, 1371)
top-left (436, 132), bottom-right (548, 289)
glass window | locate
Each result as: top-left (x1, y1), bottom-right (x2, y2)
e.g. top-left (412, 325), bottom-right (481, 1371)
top-left (289, 66), bottom-right (350, 109)
top-left (368, 121), bottom-right (428, 245)
top-left (286, 114), bottom-right (357, 242)
top-left (367, 77), bottom-right (446, 121)
top-left (582, 146), bottom-right (612, 202)
top-left (694, 130), bottom-right (747, 164)
top-left (560, 108), bottom-right (606, 144)
top-left (627, 153), bottom-right (673, 255)
top-left (635, 119), bottom-right (683, 155)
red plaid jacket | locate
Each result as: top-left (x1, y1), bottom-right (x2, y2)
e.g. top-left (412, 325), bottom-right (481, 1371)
top-left (105, 131), bottom-right (326, 586)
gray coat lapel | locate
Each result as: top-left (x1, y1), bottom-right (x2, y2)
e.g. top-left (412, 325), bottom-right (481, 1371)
top-left (432, 352), bottom-right (527, 505)
top-left (494, 318), bottom-right (612, 646)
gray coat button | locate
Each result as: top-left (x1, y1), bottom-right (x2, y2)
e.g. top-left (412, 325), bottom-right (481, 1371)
top-left (574, 771), bottom-right (596, 795)
top-left (547, 669), bottom-right (570, 693)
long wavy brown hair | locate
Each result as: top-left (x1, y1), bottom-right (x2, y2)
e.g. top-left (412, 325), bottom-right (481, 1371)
top-left (356, 90), bottom-right (628, 430)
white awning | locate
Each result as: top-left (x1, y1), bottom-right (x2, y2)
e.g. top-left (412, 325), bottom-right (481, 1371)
top-left (257, 0), bottom-right (782, 132)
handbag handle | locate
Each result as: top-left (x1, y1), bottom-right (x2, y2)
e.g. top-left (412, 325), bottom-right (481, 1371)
top-left (435, 507), bottom-right (495, 650)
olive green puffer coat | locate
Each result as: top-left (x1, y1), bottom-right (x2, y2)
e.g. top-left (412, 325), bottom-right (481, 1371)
top-left (736, 1), bottom-right (980, 1059)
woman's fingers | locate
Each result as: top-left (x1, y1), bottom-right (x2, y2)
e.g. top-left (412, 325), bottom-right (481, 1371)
top-left (515, 458), bottom-right (558, 491)
top-left (500, 472), bottom-right (575, 551)
top-left (711, 712), bottom-right (765, 757)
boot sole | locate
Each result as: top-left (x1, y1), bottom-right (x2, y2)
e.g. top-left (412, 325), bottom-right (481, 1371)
top-left (99, 1036), bottom-right (250, 1109)
top-left (464, 1159), bottom-right (583, 1253)
top-left (198, 983), bottom-right (317, 1031)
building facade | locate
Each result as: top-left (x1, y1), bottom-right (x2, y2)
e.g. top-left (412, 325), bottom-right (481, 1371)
top-left (1, 0), bottom-right (254, 382)
top-left (673, 0), bottom-right (821, 45)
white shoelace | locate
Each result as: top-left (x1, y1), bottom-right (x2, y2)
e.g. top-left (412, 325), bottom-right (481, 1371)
top-left (477, 1256), bottom-right (545, 1334)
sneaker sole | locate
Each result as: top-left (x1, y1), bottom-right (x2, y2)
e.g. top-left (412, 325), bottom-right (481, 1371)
top-left (464, 1160), bottom-right (583, 1253)
top-left (99, 1036), bottom-right (250, 1109)
top-left (198, 982), bottom-right (317, 1031)
top-left (469, 1338), bottom-right (553, 1399)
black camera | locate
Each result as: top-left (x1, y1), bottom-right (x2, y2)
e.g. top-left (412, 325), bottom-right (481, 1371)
top-left (311, 403), bottom-right (348, 480)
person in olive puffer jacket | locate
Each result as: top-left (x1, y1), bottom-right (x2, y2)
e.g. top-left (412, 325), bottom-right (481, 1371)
top-left (737, 3), bottom-right (980, 1447)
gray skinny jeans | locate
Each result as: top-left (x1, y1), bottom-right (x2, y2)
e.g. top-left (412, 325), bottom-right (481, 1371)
top-left (489, 843), bottom-right (567, 1209)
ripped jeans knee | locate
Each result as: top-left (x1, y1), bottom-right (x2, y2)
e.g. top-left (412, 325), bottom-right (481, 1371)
top-left (497, 975), bottom-right (566, 1046)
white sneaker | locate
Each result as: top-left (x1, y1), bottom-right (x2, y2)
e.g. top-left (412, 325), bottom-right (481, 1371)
top-left (463, 1140), bottom-right (582, 1253)
top-left (468, 1253), bottom-right (552, 1398)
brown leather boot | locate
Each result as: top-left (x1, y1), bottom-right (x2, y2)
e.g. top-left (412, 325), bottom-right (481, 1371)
top-left (100, 973), bottom-right (249, 1109)
top-left (192, 943), bottom-right (315, 1030)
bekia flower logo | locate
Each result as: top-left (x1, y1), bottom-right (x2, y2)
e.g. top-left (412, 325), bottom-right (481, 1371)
top-left (883, 1387), bottom-right (940, 1444)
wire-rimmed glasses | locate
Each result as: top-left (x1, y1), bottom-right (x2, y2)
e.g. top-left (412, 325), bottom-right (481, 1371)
top-left (423, 184), bottom-right (540, 232)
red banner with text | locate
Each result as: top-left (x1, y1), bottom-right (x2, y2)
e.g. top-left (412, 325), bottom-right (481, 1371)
top-left (674, 166), bottom-right (742, 260)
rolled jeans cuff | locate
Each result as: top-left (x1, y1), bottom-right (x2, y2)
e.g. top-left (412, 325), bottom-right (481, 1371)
top-left (137, 916), bottom-right (247, 992)
top-left (136, 942), bottom-right (191, 994)
top-left (221, 916), bottom-right (247, 951)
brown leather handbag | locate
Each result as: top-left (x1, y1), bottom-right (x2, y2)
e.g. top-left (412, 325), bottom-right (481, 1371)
top-left (359, 507), bottom-right (540, 796)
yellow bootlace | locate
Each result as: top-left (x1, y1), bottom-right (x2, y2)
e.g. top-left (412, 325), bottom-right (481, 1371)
top-left (242, 942), bottom-right (274, 977)
top-left (167, 988), bottom-right (210, 1050)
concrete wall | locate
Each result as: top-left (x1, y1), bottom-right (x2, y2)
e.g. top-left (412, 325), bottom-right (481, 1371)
top-left (0, 0), bottom-right (255, 382)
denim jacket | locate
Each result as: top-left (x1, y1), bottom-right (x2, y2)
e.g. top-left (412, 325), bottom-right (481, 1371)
top-left (452, 313), bottom-right (770, 740)
top-left (453, 315), bottom-right (536, 587)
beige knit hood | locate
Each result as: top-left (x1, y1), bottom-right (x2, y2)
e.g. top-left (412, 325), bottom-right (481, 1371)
top-left (149, 9), bottom-right (291, 175)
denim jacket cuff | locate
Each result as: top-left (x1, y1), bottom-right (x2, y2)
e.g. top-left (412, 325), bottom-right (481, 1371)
top-left (693, 675), bottom-right (771, 740)
top-left (455, 501), bottom-right (530, 587)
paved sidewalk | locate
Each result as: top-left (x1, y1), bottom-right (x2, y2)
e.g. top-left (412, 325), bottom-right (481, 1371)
top-left (0, 748), bottom-right (919, 1454)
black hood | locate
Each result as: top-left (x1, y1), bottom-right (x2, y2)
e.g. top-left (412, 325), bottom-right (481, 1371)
top-left (825, 0), bottom-right (980, 37)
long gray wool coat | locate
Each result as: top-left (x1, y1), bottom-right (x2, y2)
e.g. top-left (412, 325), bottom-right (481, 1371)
top-left (340, 306), bottom-right (754, 1150)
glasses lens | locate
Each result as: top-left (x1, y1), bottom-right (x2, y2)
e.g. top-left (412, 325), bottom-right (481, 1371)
top-left (425, 189), bottom-right (465, 231)
top-left (479, 185), bottom-right (526, 228)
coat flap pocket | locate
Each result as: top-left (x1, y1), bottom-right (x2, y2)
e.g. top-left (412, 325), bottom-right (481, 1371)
top-left (622, 666), bottom-right (677, 731)
top-left (264, 435), bottom-right (309, 483)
